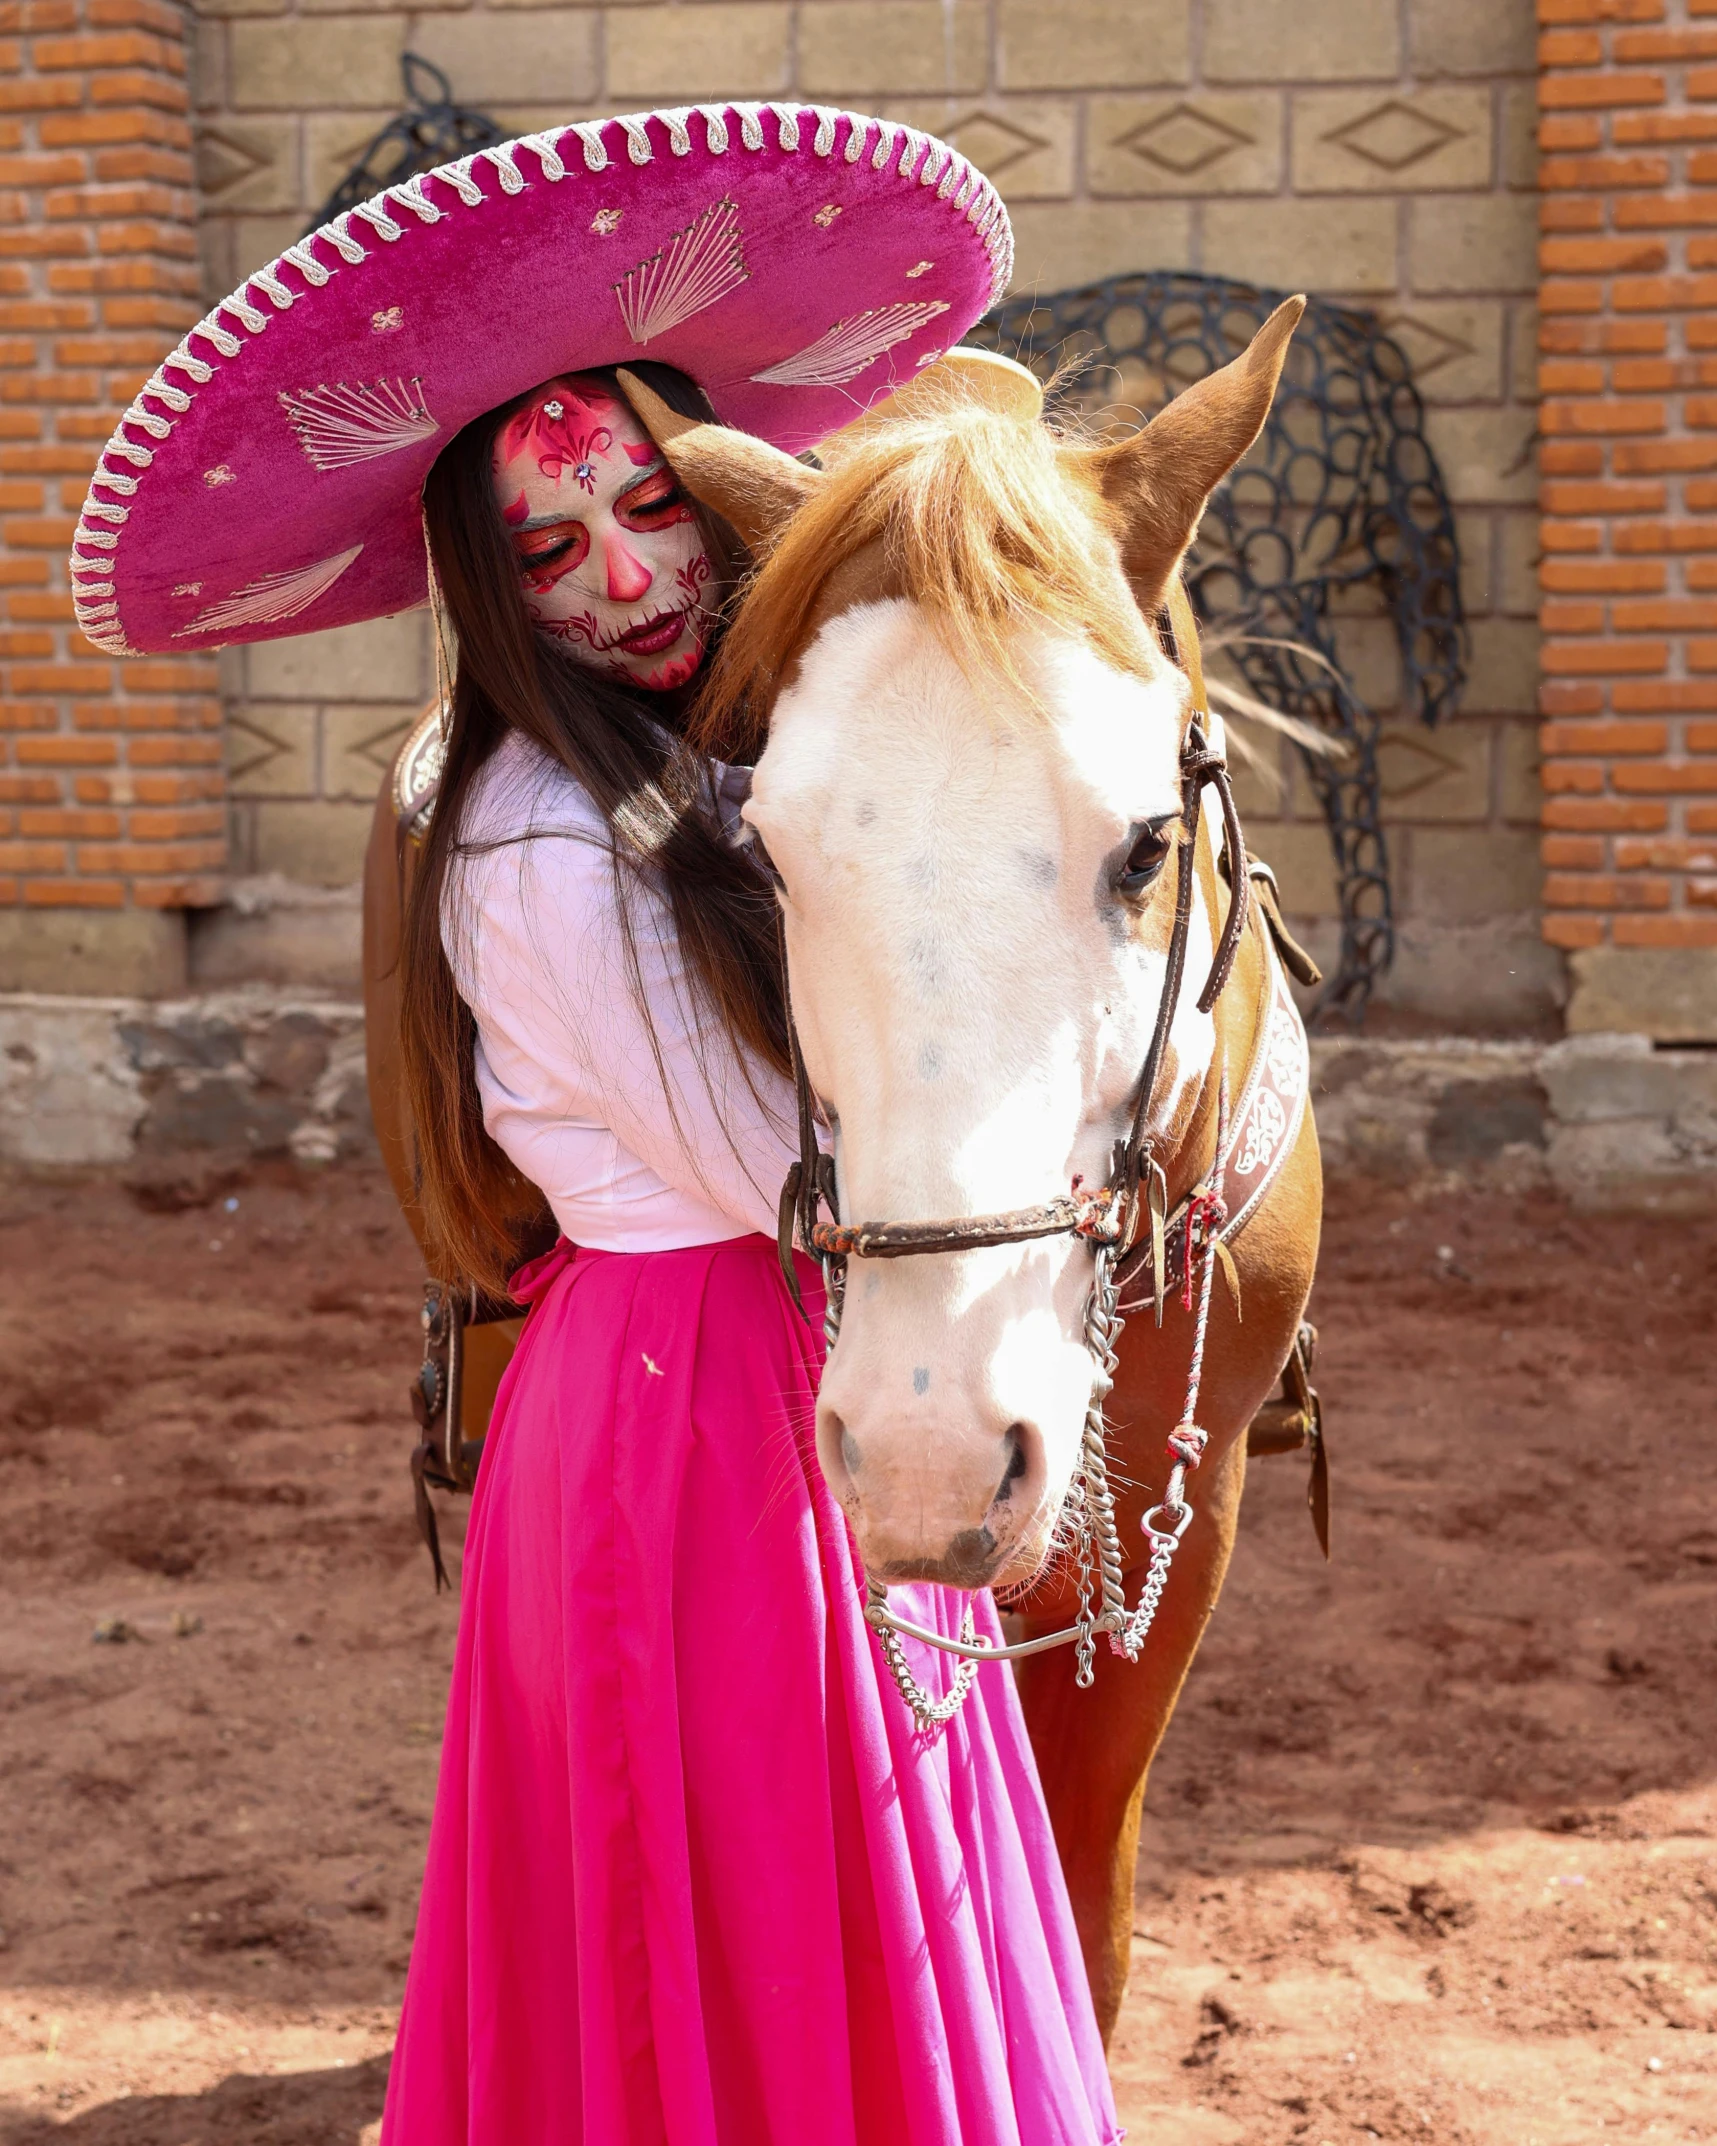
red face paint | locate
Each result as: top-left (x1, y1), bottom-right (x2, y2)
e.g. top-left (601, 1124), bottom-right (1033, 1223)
top-left (492, 372), bottom-right (713, 692)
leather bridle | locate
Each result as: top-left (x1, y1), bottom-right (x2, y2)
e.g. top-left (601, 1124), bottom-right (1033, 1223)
top-left (765, 578), bottom-right (1261, 1727)
top-left (773, 579), bottom-right (1251, 1317)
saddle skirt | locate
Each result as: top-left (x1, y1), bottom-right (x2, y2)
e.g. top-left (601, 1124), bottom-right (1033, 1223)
top-left (393, 700), bottom-right (448, 844)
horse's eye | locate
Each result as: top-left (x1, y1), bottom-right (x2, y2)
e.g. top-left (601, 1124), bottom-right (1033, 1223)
top-left (1117, 821), bottom-right (1174, 899)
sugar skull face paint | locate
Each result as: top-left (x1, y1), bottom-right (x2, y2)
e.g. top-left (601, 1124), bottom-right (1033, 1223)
top-left (493, 373), bottom-right (713, 691)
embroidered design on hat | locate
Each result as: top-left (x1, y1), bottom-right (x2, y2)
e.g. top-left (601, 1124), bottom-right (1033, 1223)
top-left (70, 105), bottom-right (1018, 656)
top-left (751, 299), bottom-right (950, 388)
top-left (175, 544), bottom-right (363, 637)
top-left (279, 379), bottom-right (439, 471)
top-left (614, 196), bottom-right (748, 345)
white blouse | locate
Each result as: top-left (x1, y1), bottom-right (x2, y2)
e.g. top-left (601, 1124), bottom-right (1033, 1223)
top-left (442, 727), bottom-right (802, 1253)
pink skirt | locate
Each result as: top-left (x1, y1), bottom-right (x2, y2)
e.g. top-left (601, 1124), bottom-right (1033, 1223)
top-left (381, 1234), bottom-right (1119, 2146)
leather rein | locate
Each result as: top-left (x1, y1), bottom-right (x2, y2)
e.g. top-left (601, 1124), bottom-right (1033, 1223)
top-left (774, 578), bottom-right (1250, 1316)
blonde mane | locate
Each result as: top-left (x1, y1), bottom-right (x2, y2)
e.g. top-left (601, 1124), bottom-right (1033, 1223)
top-left (691, 403), bottom-right (1164, 757)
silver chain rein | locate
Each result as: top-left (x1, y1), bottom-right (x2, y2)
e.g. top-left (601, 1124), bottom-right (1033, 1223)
top-left (846, 1073), bottom-right (1232, 1733)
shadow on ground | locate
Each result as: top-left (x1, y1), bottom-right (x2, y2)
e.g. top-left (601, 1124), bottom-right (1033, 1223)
top-left (0, 2055), bottom-right (388, 2145)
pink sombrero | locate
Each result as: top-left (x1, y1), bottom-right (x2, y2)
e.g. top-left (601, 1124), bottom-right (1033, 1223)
top-left (71, 103), bottom-right (1012, 658)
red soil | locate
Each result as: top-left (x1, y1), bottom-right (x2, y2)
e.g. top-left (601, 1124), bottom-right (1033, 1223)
top-left (0, 1164), bottom-right (1713, 2143)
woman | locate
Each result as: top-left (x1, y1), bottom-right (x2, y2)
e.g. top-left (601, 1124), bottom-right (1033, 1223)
top-left (73, 104), bottom-right (1118, 2144)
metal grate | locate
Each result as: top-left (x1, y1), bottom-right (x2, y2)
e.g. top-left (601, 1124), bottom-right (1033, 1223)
top-left (305, 53), bottom-right (508, 236)
top-left (971, 272), bottom-right (1468, 1025)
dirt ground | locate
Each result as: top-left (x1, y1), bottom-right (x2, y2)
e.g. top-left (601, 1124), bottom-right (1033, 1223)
top-left (0, 1162), bottom-right (1712, 2145)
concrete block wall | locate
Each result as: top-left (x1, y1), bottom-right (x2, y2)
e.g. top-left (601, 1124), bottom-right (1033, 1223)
top-left (187, 609), bottom-right (427, 990)
top-left (184, 0), bottom-right (1545, 1022)
top-left (12, 985), bottom-right (1717, 1212)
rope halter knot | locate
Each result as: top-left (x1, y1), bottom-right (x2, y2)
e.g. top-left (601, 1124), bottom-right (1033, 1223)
top-left (1179, 1179), bottom-right (1228, 1311)
top-left (1165, 1421), bottom-right (1208, 1471)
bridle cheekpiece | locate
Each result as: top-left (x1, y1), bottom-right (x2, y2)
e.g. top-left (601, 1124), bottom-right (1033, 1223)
top-left (773, 579), bottom-right (1256, 1729)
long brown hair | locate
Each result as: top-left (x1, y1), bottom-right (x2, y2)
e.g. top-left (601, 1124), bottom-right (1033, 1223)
top-left (400, 363), bottom-right (789, 1296)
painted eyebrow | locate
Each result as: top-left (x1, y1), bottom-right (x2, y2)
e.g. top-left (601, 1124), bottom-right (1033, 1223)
top-left (512, 458), bottom-right (674, 535)
top-left (616, 456), bottom-right (673, 497)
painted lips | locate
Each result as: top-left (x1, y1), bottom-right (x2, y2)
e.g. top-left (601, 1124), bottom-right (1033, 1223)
top-left (615, 606), bottom-right (693, 656)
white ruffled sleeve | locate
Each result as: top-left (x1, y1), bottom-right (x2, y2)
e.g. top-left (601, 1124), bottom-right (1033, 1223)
top-left (443, 741), bottom-right (799, 1248)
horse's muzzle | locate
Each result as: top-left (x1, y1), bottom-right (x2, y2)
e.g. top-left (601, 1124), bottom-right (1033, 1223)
top-left (878, 1525), bottom-right (1003, 1591)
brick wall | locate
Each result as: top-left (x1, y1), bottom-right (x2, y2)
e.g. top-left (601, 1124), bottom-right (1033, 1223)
top-left (185, 0), bottom-right (1547, 1023)
top-left (0, 0), bottom-right (222, 994)
top-left (1539, 0), bottom-right (1717, 1039)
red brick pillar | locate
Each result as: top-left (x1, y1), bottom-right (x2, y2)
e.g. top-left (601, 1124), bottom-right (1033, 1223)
top-left (0, 0), bottom-right (222, 996)
top-left (1539, 0), bottom-right (1717, 1036)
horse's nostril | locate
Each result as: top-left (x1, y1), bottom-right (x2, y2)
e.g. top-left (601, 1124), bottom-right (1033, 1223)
top-left (992, 1423), bottom-right (1030, 1505)
top-left (839, 1423), bottom-right (862, 1477)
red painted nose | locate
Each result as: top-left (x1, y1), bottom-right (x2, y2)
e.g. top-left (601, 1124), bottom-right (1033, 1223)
top-left (604, 533), bottom-right (652, 603)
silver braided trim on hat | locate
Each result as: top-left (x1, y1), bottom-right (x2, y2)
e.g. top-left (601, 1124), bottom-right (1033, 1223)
top-left (71, 104), bottom-right (1014, 657)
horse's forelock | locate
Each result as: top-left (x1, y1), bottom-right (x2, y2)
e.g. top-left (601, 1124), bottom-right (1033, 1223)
top-left (691, 408), bottom-right (1161, 755)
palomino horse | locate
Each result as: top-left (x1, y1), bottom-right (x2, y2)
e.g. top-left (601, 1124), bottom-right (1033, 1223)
top-left (363, 303), bottom-right (1323, 2042)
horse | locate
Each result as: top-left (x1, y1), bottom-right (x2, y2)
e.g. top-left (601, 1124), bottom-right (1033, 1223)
top-left (362, 302), bottom-right (1323, 2043)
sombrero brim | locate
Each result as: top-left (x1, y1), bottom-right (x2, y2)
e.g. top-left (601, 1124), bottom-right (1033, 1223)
top-left (72, 103), bottom-right (1012, 657)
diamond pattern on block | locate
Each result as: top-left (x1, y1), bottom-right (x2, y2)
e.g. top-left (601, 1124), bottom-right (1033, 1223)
top-left (225, 711), bottom-right (298, 795)
top-left (347, 716), bottom-right (414, 777)
top-left (940, 111), bottom-right (1050, 182)
top-left (1117, 102), bottom-right (1254, 180)
top-left (1375, 729), bottom-right (1469, 807)
top-left (1379, 313), bottom-right (1477, 383)
top-left (195, 127), bottom-right (273, 205)
top-left (1323, 99), bottom-right (1463, 175)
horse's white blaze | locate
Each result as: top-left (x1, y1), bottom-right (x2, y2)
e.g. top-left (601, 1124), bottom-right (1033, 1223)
top-left (749, 596), bottom-right (1216, 1584)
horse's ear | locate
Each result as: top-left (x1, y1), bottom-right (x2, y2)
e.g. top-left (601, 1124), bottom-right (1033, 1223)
top-left (617, 369), bottom-right (824, 555)
top-left (1090, 295), bottom-right (1305, 603)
